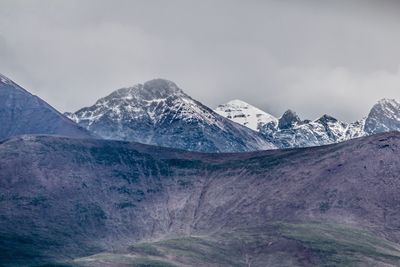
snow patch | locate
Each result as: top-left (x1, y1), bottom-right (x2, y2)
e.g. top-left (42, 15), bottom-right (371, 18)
top-left (215, 99), bottom-right (277, 131)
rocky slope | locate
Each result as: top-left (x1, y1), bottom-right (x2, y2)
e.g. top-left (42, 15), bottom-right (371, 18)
top-left (1, 132), bottom-right (400, 266)
top-left (214, 99), bottom-right (277, 131)
top-left (364, 98), bottom-right (400, 134)
top-left (67, 79), bottom-right (275, 152)
top-left (0, 73), bottom-right (92, 140)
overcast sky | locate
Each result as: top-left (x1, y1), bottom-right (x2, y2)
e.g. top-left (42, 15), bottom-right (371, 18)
top-left (1, 0), bottom-right (400, 122)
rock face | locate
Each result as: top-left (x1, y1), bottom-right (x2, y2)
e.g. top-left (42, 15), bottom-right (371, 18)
top-left (260, 112), bottom-right (351, 148)
top-left (0, 73), bottom-right (92, 140)
top-left (259, 99), bottom-right (400, 148)
top-left (277, 109), bottom-right (301, 129)
top-left (364, 98), bottom-right (400, 134)
top-left (214, 99), bottom-right (277, 131)
top-left (67, 79), bottom-right (275, 152)
top-left (1, 132), bottom-right (400, 266)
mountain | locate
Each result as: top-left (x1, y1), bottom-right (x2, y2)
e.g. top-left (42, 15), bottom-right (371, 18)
top-left (0, 73), bottom-right (92, 140)
top-left (255, 99), bottom-right (400, 148)
top-left (67, 79), bottom-right (275, 152)
top-left (1, 132), bottom-right (400, 266)
top-left (214, 99), bottom-right (277, 131)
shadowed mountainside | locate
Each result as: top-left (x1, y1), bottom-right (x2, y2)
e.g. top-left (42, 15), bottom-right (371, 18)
top-left (0, 74), bottom-right (93, 141)
top-left (1, 132), bottom-right (400, 266)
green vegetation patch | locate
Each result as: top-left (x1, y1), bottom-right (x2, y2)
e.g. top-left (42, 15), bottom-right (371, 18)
top-left (127, 257), bottom-right (177, 267)
top-left (73, 252), bottom-right (177, 267)
top-left (73, 222), bottom-right (400, 267)
top-left (276, 222), bottom-right (400, 266)
top-left (128, 243), bottom-right (164, 257)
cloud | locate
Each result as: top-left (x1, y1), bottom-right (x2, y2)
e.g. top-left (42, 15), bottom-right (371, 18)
top-left (0, 0), bottom-right (399, 122)
top-left (268, 66), bottom-right (400, 121)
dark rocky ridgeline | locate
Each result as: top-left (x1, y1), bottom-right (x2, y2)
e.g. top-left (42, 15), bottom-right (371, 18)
top-left (0, 73), bottom-right (93, 141)
top-left (1, 132), bottom-right (400, 266)
top-left (364, 98), bottom-right (400, 134)
top-left (277, 109), bottom-right (301, 129)
top-left (260, 110), bottom-right (356, 149)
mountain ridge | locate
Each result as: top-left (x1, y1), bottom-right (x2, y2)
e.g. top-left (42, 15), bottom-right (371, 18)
top-left (2, 73), bottom-right (399, 151)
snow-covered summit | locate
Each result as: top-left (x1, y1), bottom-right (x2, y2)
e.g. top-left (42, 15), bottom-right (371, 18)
top-left (214, 99), bottom-right (277, 131)
top-left (107, 79), bottom-right (185, 102)
top-left (70, 78), bottom-right (221, 127)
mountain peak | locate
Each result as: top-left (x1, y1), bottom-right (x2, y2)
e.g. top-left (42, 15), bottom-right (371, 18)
top-left (376, 98), bottom-right (398, 106)
top-left (364, 98), bottom-right (400, 134)
top-left (0, 73), bottom-right (24, 92)
top-left (316, 114), bottom-right (338, 124)
top-left (143, 78), bottom-right (180, 90)
top-left (0, 73), bottom-right (13, 85)
top-left (104, 79), bottom-right (186, 103)
top-left (141, 78), bottom-right (185, 99)
top-left (0, 74), bottom-right (92, 140)
top-left (278, 109), bottom-right (301, 129)
top-left (224, 99), bottom-right (252, 107)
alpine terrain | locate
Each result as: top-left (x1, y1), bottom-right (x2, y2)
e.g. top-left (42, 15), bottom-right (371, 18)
top-left (67, 79), bottom-right (274, 152)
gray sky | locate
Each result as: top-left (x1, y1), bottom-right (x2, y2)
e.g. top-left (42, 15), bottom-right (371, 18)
top-left (1, 0), bottom-right (400, 122)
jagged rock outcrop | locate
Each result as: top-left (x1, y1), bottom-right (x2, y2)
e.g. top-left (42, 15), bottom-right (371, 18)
top-left (259, 99), bottom-right (400, 148)
top-left (364, 98), bottom-right (400, 134)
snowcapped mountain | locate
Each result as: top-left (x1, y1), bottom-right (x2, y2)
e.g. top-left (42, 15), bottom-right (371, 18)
top-left (0, 73), bottom-right (92, 140)
top-left (67, 79), bottom-right (275, 152)
top-left (3, 70), bottom-right (397, 151)
top-left (214, 100), bottom-right (277, 131)
top-left (259, 98), bottom-right (400, 148)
